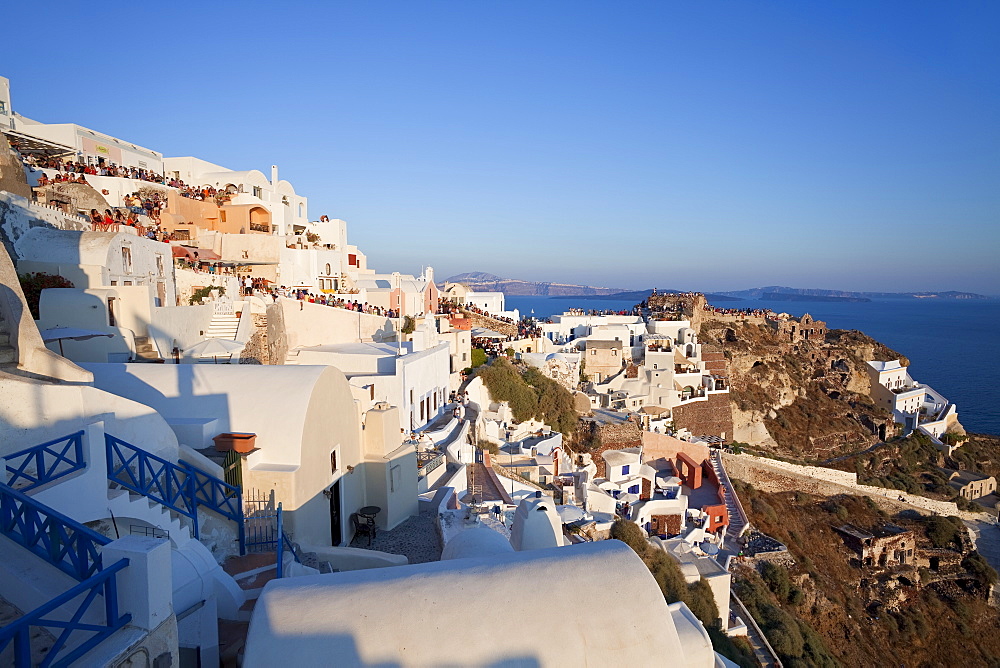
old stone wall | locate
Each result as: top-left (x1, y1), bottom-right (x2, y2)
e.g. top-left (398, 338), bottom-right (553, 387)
top-left (701, 347), bottom-right (727, 375)
top-left (239, 313), bottom-right (269, 365)
top-left (722, 453), bottom-right (990, 521)
top-left (266, 302), bottom-right (288, 365)
top-left (0, 136), bottom-right (31, 200)
top-left (465, 310), bottom-right (517, 338)
top-left (672, 393), bottom-right (734, 440)
top-left (587, 420), bottom-right (643, 479)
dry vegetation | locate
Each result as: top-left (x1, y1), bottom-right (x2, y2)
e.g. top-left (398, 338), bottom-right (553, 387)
top-left (734, 482), bottom-right (1000, 667)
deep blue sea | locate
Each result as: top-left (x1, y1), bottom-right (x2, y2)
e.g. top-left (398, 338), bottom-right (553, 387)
top-left (507, 295), bottom-right (1000, 436)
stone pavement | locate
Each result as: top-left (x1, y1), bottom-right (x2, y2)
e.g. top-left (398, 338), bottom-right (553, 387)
top-left (351, 507), bottom-right (442, 564)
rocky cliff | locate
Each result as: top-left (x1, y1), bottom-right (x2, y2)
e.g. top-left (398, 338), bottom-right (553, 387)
top-left (699, 316), bottom-right (902, 460)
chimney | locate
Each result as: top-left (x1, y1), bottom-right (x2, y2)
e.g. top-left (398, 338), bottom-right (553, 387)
top-left (271, 164), bottom-right (278, 186)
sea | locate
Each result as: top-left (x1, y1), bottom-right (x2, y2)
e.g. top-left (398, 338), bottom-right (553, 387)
top-left (506, 295), bottom-right (1000, 436)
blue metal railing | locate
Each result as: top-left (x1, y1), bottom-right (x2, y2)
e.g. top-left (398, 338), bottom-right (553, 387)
top-left (0, 483), bottom-right (109, 581)
top-left (5, 431), bottom-right (86, 492)
top-left (105, 435), bottom-right (244, 552)
top-left (0, 558), bottom-right (132, 668)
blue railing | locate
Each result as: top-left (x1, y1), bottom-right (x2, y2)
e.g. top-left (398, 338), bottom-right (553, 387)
top-left (0, 558), bottom-right (132, 668)
top-left (105, 435), bottom-right (244, 552)
top-left (5, 431), bottom-right (86, 492)
top-left (0, 483), bottom-right (109, 581)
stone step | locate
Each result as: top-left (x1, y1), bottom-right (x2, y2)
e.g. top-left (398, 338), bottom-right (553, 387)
top-left (0, 346), bottom-right (15, 365)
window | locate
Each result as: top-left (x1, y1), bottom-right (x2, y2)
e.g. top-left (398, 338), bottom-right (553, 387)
top-left (348, 253), bottom-right (357, 267)
top-left (252, 185), bottom-right (263, 198)
top-left (330, 451), bottom-right (338, 474)
top-left (621, 465), bottom-right (630, 475)
top-left (325, 263), bottom-right (331, 275)
top-left (628, 485), bottom-right (640, 494)
top-left (156, 255), bottom-right (164, 277)
top-left (390, 465), bottom-right (401, 493)
top-left (121, 247), bottom-right (132, 273)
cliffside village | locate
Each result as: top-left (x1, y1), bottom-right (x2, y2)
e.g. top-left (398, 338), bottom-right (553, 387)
top-left (0, 73), bottom-right (985, 667)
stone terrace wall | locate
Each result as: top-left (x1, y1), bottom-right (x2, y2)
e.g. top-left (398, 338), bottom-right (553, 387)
top-left (588, 420), bottom-right (643, 479)
top-left (723, 453), bottom-right (990, 521)
top-left (465, 310), bottom-right (517, 338)
top-left (672, 393), bottom-right (734, 440)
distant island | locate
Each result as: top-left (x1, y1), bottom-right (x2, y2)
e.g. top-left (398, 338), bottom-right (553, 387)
top-left (718, 286), bottom-right (988, 300)
top-left (442, 275), bottom-right (990, 302)
top-left (440, 272), bottom-right (624, 296)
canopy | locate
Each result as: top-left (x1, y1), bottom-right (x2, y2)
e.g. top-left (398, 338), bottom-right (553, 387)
top-left (471, 327), bottom-right (506, 339)
top-left (41, 327), bottom-right (114, 355)
top-left (172, 246), bottom-right (221, 261)
top-left (183, 338), bottom-right (245, 362)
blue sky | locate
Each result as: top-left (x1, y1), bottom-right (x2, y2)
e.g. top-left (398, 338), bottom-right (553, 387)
top-left (4, 1), bottom-right (998, 293)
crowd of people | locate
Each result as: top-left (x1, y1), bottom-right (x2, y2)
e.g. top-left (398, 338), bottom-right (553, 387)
top-left (87, 206), bottom-right (176, 242)
top-left (23, 154), bottom-right (167, 184)
top-left (703, 304), bottom-right (774, 318)
top-left (176, 258), bottom-right (237, 275)
top-left (435, 298), bottom-right (515, 325)
top-left (561, 307), bottom-right (638, 317)
top-left (276, 289), bottom-right (400, 318)
top-left (36, 171), bottom-right (90, 186)
top-left (121, 191), bottom-right (167, 220)
top-left (472, 336), bottom-right (511, 357)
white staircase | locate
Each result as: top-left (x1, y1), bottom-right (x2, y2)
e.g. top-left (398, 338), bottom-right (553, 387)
top-left (207, 313), bottom-right (239, 340)
top-left (106, 487), bottom-right (194, 549)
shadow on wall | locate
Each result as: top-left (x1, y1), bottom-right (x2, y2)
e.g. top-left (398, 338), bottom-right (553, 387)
top-left (81, 363), bottom-right (233, 451)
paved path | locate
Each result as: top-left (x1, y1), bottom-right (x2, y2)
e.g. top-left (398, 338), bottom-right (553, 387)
top-left (351, 508), bottom-right (442, 564)
top-left (465, 462), bottom-right (507, 503)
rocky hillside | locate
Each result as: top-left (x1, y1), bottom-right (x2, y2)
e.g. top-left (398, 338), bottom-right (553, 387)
top-left (699, 315), bottom-right (904, 460)
top-left (734, 484), bottom-right (1000, 667)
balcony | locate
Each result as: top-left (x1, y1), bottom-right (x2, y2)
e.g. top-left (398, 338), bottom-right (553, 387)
top-left (249, 222), bottom-right (271, 233)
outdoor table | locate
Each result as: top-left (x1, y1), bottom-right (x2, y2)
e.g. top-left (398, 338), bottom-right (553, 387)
top-left (359, 506), bottom-right (382, 525)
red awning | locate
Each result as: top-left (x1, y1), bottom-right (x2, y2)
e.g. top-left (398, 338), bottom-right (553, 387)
top-left (172, 246), bottom-right (221, 261)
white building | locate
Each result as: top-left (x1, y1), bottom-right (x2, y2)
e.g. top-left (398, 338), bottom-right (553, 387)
top-left (163, 157), bottom-right (308, 237)
top-left (1, 75), bottom-right (163, 173)
top-left (866, 359), bottom-right (960, 443)
top-left (243, 541), bottom-right (728, 667)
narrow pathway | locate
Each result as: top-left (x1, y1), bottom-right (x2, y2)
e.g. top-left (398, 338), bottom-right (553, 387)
top-left (466, 462), bottom-right (506, 503)
top-left (731, 594), bottom-right (782, 668)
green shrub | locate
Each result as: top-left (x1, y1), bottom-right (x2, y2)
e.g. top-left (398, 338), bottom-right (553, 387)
top-left (610, 519), bottom-right (648, 555)
top-left (18, 272), bottom-right (74, 318)
top-left (963, 551), bottom-right (998, 585)
top-left (188, 284), bottom-right (225, 305)
top-left (471, 348), bottom-right (488, 367)
top-left (924, 515), bottom-right (964, 549)
top-left (761, 562), bottom-right (791, 601)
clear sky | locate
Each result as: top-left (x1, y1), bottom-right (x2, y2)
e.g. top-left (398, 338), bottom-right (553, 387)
top-left (4, 1), bottom-right (998, 293)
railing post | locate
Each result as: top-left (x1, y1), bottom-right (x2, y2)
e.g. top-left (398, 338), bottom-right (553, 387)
top-left (276, 503), bottom-right (283, 579)
top-left (237, 489), bottom-right (246, 556)
top-left (187, 471), bottom-right (199, 540)
top-left (13, 627), bottom-right (30, 668)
